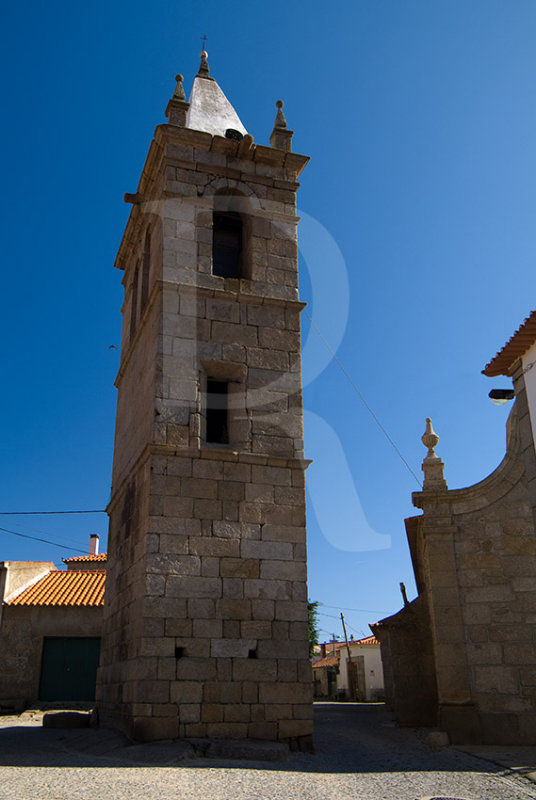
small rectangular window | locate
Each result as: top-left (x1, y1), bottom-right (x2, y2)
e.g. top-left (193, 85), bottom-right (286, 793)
top-left (213, 212), bottom-right (242, 279)
top-left (206, 380), bottom-right (229, 444)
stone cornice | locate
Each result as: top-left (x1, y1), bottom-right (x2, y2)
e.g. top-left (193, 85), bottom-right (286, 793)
top-left (154, 124), bottom-right (309, 176)
top-left (115, 122), bottom-right (308, 271)
top-left (108, 442), bottom-right (311, 514)
top-left (159, 279), bottom-right (307, 309)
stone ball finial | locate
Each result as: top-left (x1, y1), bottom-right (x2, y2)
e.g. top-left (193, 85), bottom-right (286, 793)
top-left (197, 50), bottom-right (211, 79)
top-left (420, 417), bottom-right (448, 491)
top-left (274, 99), bottom-right (288, 130)
top-left (172, 73), bottom-right (186, 101)
top-left (421, 417), bottom-right (440, 458)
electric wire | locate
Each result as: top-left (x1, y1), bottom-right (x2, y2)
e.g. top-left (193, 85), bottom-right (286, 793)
top-left (0, 526), bottom-right (87, 554)
top-left (303, 308), bottom-right (423, 488)
top-left (0, 510), bottom-right (105, 515)
top-left (1, 518), bottom-right (92, 549)
top-left (319, 603), bottom-right (390, 614)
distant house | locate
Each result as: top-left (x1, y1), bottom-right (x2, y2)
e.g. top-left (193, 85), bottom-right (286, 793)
top-left (0, 536), bottom-right (106, 711)
top-left (312, 654), bottom-right (339, 698)
top-left (312, 635), bottom-right (384, 701)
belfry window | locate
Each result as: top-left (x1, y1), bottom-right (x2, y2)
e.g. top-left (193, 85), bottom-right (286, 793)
top-left (212, 211), bottom-right (243, 279)
top-left (205, 380), bottom-right (229, 444)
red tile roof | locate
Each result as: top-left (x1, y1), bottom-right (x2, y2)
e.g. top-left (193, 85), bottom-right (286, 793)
top-left (6, 570), bottom-right (105, 607)
top-left (312, 656), bottom-right (339, 669)
top-left (318, 635), bottom-right (379, 651)
top-left (63, 553), bottom-right (107, 563)
top-left (483, 311), bottom-right (536, 377)
top-left (352, 635), bottom-right (379, 646)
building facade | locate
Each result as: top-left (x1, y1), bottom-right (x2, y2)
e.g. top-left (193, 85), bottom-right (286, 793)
top-left (312, 636), bottom-right (384, 702)
top-left (95, 53), bottom-right (313, 748)
top-left (373, 314), bottom-right (536, 744)
top-left (0, 538), bottom-right (105, 709)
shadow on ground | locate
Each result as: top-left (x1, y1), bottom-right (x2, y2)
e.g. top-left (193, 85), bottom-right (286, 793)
top-left (0, 702), bottom-right (512, 779)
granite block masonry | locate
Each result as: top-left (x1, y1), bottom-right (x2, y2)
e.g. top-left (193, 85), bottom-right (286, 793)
top-left (95, 53), bottom-right (313, 749)
top-left (373, 404), bottom-right (536, 745)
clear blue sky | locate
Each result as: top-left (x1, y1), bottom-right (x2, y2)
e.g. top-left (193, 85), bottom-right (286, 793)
top-left (2, 0), bottom-right (535, 641)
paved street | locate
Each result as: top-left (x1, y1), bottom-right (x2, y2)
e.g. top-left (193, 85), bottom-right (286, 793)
top-left (0, 702), bottom-right (535, 800)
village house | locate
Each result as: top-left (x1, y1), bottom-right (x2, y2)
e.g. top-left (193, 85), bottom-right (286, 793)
top-left (0, 535), bottom-right (105, 711)
top-left (312, 635), bottom-right (384, 702)
top-left (372, 311), bottom-right (536, 745)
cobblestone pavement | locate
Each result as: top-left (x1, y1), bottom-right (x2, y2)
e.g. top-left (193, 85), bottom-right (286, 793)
top-left (0, 702), bottom-right (535, 800)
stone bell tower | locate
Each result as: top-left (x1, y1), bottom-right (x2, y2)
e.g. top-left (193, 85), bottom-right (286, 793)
top-left (96, 52), bottom-right (312, 749)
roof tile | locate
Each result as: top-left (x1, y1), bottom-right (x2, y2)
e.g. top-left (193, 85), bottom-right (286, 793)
top-left (483, 310), bottom-right (536, 377)
top-left (63, 553), bottom-right (107, 563)
top-left (6, 570), bottom-right (105, 607)
top-left (312, 656), bottom-right (339, 669)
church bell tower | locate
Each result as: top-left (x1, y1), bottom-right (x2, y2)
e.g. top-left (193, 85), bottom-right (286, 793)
top-left (96, 52), bottom-right (312, 750)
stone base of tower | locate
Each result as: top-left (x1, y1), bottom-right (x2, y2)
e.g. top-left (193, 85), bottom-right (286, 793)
top-left (96, 704), bottom-right (314, 751)
top-left (96, 445), bottom-right (313, 749)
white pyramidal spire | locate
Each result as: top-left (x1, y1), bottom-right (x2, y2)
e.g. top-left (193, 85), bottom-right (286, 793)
top-left (186, 51), bottom-right (248, 138)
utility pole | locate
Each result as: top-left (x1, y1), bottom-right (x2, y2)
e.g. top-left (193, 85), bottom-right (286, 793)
top-left (330, 632), bottom-right (338, 656)
top-left (341, 613), bottom-right (356, 700)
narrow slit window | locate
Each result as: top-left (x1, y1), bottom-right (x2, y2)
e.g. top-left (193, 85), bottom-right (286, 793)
top-left (129, 265), bottom-right (139, 343)
top-left (212, 211), bottom-right (242, 279)
top-left (140, 231), bottom-right (150, 311)
top-left (206, 380), bottom-right (229, 444)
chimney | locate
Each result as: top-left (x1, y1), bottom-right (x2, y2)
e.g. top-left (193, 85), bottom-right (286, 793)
top-left (89, 534), bottom-right (99, 556)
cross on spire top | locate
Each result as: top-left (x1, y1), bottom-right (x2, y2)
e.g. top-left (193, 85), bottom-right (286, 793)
top-left (200, 34), bottom-right (208, 52)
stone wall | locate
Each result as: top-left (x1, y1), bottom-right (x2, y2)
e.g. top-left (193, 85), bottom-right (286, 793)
top-left (377, 397), bottom-right (536, 744)
top-left (372, 595), bottom-right (438, 727)
top-left (97, 117), bottom-right (313, 746)
top-left (0, 605), bottom-right (102, 705)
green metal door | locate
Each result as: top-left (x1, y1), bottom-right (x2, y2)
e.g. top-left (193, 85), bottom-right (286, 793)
top-left (39, 637), bottom-right (101, 701)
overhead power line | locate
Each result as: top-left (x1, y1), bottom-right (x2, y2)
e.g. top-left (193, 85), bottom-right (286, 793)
top-left (0, 510), bottom-right (105, 516)
top-left (303, 308), bottom-right (422, 488)
top-left (0, 526), bottom-right (87, 554)
top-left (319, 603), bottom-right (390, 614)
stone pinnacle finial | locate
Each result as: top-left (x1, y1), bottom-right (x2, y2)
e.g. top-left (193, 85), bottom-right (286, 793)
top-left (165, 71), bottom-right (190, 127)
top-left (173, 73), bottom-right (185, 101)
top-left (270, 99), bottom-right (293, 152)
top-left (421, 417), bottom-right (448, 491)
top-left (274, 99), bottom-right (287, 129)
top-left (197, 50), bottom-right (211, 79)
top-left (421, 417), bottom-right (440, 458)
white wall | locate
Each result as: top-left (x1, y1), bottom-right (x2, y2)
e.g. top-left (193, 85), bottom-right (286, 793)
top-left (338, 643), bottom-right (384, 701)
top-left (522, 341), bottom-right (536, 445)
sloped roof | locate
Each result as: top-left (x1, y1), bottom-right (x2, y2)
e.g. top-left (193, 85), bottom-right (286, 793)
top-left (6, 570), bottom-right (105, 607)
top-left (352, 635), bottom-right (379, 647)
top-left (483, 310), bottom-right (536, 377)
top-left (312, 656), bottom-right (338, 669)
top-left (186, 53), bottom-right (247, 138)
top-left (63, 553), bottom-right (107, 564)
top-left (318, 634), bottom-right (379, 652)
